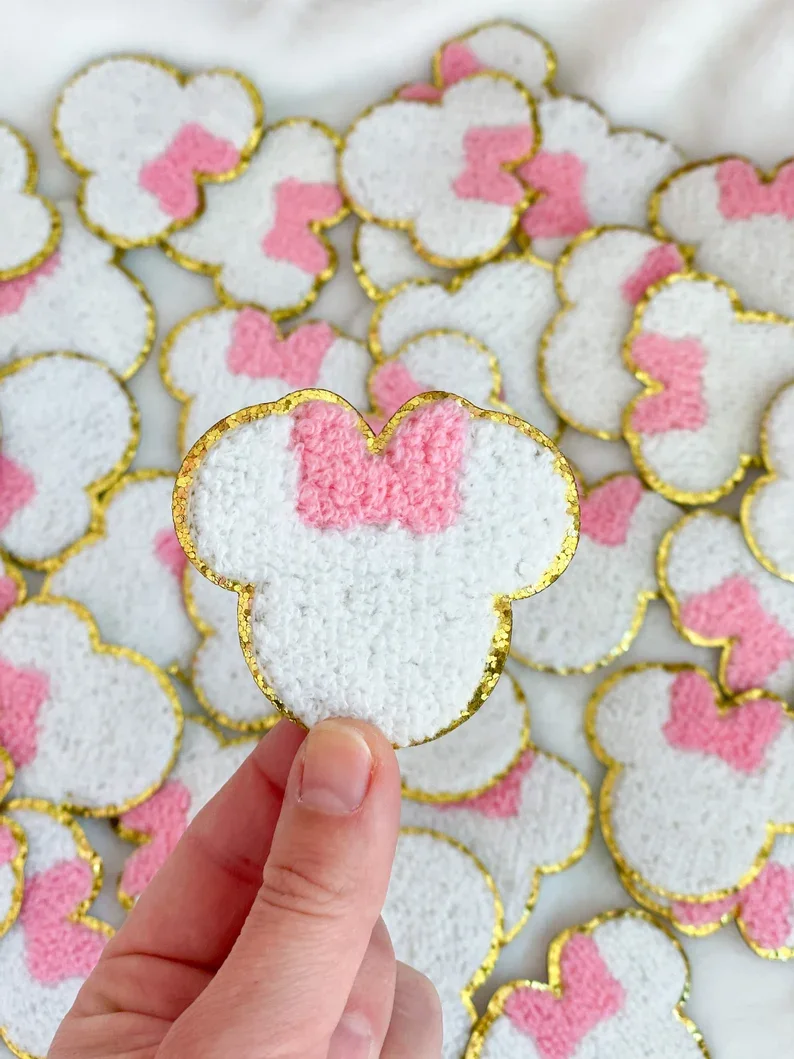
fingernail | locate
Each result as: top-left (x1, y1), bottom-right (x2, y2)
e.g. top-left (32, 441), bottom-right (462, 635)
top-left (299, 720), bottom-right (373, 814)
top-left (328, 1013), bottom-right (373, 1059)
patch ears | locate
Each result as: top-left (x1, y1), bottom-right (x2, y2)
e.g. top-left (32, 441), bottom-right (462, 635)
top-left (52, 54), bottom-right (265, 250)
top-left (584, 662), bottom-right (678, 767)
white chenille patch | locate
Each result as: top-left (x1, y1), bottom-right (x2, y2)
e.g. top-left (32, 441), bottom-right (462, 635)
top-left (652, 156), bottom-right (794, 317)
top-left (0, 352), bottom-right (138, 568)
top-left (176, 392), bottom-right (578, 747)
top-left (470, 912), bottom-right (708, 1059)
top-left (0, 201), bottom-right (153, 379)
top-left (588, 663), bottom-right (794, 900)
top-left (353, 221), bottom-right (451, 300)
top-left (0, 598), bottom-right (183, 816)
top-left (624, 274), bottom-right (794, 504)
top-left (341, 74), bottom-right (537, 267)
top-left (43, 472), bottom-right (199, 674)
top-left (54, 55), bottom-right (263, 247)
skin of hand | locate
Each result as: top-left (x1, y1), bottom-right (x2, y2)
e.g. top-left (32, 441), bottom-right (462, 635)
top-left (50, 717), bottom-right (442, 1059)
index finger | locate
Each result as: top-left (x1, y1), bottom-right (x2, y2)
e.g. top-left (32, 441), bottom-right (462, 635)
top-left (88, 719), bottom-right (306, 992)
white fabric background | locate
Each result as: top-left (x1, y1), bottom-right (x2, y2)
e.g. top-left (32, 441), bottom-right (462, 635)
top-left (2, 0), bottom-right (794, 1054)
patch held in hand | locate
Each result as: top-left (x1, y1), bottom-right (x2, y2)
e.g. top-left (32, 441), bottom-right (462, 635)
top-left (173, 390), bottom-right (578, 746)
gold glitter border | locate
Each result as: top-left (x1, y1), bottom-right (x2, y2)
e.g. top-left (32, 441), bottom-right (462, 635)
top-left (0, 351), bottom-right (140, 572)
top-left (0, 745), bottom-right (14, 803)
top-left (159, 302), bottom-right (367, 458)
top-left (7, 596), bottom-right (184, 818)
top-left (399, 826), bottom-right (504, 1033)
top-left (164, 117), bottom-right (348, 319)
top-left (464, 908), bottom-right (711, 1059)
top-left (621, 270), bottom-right (794, 505)
top-left (40, 468), bottom-right (187, 677)
top-left (0, 555), bottom-right (27, 613)
top-left (511, 469), bottom-right (680, 675)
top-left (0, 122), bottom-right (62, 282)
top-left (52, 53), bottom-right (265, 251)
top-left (368, 249), bottom-right (561, 440)
top-left (740, 380), bottom-right (794, 583)
top-left (656, 508), bottom-right (784, 696)
top-left (649, 153), bottom-right (794, 248)
top-left (0, 798), bottom-right (115, 1059)
top-left (114, 713), bottom-right (258, 910)
top-left (537, 225), bottom-right (693, 441)
top-left (173, 389), bottom-right (579, 748)
top-left (430, 19), bottom-right (557, 96)
top-left (0, 816), bottom-right (25, 941)
top-left (620, 860), bottom-right (794, 961)
top-left (339, 71), bottom-right (541, 270)
top-left (586, 660), bottom-right (794, 902)
top-left (366, 328), bottom-right (509, 425)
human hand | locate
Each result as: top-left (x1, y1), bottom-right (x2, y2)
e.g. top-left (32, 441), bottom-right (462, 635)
top-left (50, 718), bottom-right (442, 1058)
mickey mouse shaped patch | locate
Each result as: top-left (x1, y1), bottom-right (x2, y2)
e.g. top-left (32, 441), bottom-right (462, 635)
top-left (467, 910), bottom-right (709, 1059)
top-left (53, 55), bottom-right (263, 248)
top-left (174, 391), bottom-right (578, 746)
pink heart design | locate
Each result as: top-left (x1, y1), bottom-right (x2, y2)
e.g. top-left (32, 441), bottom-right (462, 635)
top-left (0, 657), bottom-right (49, 768)
top-left (662, 670), bottom-right (783, 774)
top-left (717, 159), bottom-right (794, 221)
top-left (20, 858), bottom-right (107, 983)
top-left (518, 152), bottom-right (592, 240)
top-left (578, 476), bottom-right (643, 547)
top-left (226, 309), bottom-right (335, 386)
top-left (291, 399), bottom-right (468, 535)
top-left (262, 178), bottom-right (343, 273)
top-left (629, 333), bottom-right (708, 435)
top-left (439, 751), bottom-right (535, 820)
top-left (453, 126), bottom-right (534, 206)
top-left (504, 934), bottom-right (625, 1059)
top-left (673, 859), bottom-right (794, 951)
top-left (0, 454), bottom-right (36, 531)
top-left (139, 123), bottom-right (240, 220)
top-left (681, 575), bottom-right (794, 692)
top-left (154, 527), bottom-right (188, 582)
top-left (119, 780), bottom-right (192, 901)
top-left (621, 244), bottom-right (686, 306)
top-left (0, 252), bottom-right (61, 316)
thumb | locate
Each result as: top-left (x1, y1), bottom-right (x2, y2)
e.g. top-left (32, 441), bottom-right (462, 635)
top-left (161, 717), bottom-right (402, 1058)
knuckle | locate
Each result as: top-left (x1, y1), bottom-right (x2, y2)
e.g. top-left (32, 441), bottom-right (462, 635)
top-left (257, 858), bottom-right (349, 922)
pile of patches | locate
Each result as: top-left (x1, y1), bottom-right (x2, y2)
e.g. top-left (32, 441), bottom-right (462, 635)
top-left (1, 19), bottom-right (793, 1058)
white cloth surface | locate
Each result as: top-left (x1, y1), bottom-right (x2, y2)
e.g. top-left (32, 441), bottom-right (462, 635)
top-left (2, 1), bottom-right (794, 1054)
